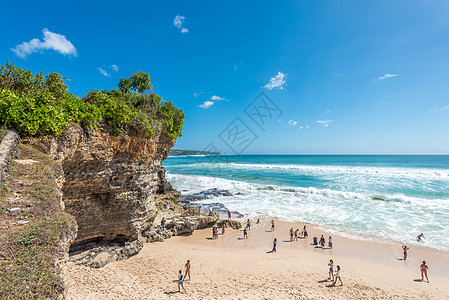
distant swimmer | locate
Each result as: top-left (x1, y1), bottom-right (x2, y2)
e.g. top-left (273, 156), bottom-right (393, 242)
top-left (402, 245), bottom-right (409, 260)
top-left (417, 233), bottom-right (425, 242)
top-left (178, 270), bottom-right (186, 293)
top-left (334, 265), bottom-right (343, 286)
top-left (272, 238), bottom-right (277, 252)
top-left (420, 261), bottom-right (429, 283)
top-left (271, 220), bottom-right (275, 232)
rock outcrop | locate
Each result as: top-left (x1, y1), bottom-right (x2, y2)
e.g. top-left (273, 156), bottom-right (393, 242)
top-left (35, 123), bottom-right (176, 248)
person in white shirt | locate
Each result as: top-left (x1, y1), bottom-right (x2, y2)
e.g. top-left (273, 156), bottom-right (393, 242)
top-left (334, 265), bottom-right (343, 286)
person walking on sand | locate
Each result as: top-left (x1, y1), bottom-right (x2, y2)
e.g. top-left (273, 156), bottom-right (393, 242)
top-left (420, 261), bottom-right (429, 283)
top-left (178, 270), bottom-right (186, 293)
top-left (328, 235), bottom-right (333, 249)
top-left (402, 245), bottom-right (409, 260)
top-left (227, 210), bottom-right (231, 220)
top-left (243, 227), bottom-right (248, 239)
top-left (161, 217), bottom-right (166, 231)
top-left (328, 259), bottom-right (334, 281)
top-left (334, 265), bottom-right (343, 286)
top-left (303, 225), bottom-right (308, 238)
top-left (417, 233), bottom-right (425, 242)
top-left (319, 235), bottom-right (326, 247)
top-left (184, 260), bottom-right (191, 281)
top-left (294, 229), bottom-right (299, 241)
top-left (272, 238), bottom-right (277, 252)
top-left (271, 220), bottom-right (275, 232)
top-left (290, 227), bottom-right (294, 242)
top-left (222, 223), bottom-right (226, 235)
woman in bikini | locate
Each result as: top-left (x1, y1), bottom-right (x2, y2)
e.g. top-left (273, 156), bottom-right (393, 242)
top-left (184, 260), bottom-right (191, 281)
top-left (420, 261), bottom-right (429, 283)
top-left (402, 245), bottom-right (409, 260)
top-left (178, 270), bottom-right (186, 293)
top-left (271, 220), bottom-right (275, 232)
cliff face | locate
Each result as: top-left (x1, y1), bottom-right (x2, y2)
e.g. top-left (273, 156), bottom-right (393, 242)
top-left (41, 123), bottom-right (176, 247)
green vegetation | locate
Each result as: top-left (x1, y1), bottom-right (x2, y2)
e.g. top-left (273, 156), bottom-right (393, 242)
top-left (0, 61), bottom-right (184, 138)
top-left (0, 144), bottom-right (75, 299)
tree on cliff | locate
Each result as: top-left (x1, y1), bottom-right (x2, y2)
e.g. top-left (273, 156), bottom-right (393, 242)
top-left (118, 71), bottom-right (152, 95)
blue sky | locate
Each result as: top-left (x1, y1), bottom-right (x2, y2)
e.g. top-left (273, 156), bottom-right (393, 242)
top-left (2, 0), bottom-right (449, 154)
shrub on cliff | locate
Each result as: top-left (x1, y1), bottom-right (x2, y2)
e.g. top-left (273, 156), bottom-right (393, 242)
top-left (0, 61), bottom-right (184, 139)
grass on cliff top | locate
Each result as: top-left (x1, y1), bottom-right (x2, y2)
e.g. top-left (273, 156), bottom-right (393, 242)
top-left (0, 126), bottom-right (8, 141)
top-left (0, 144), bottom-right (73, 299)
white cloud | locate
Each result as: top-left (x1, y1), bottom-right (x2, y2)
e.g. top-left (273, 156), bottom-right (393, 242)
top-left (305, 125), bottom-right (309, 129)
top-left (174, 15), bottom-right (188, 33)
top-left (111, 64), bottom-right (119, 71)
top-left (324, 109), bottom-right (331, 114)
top-left (288, 120), bottom-right (297, 126)
top-left (334, 73), bottom-right (342, 77)
top-left (211, 95), bottom-right (225, 101)
top-left (98, 68), bottom-right (111, 77)
top-left (316, 119), bottom-right (334, 127)
top-left (431, 105), bottom-right (449, 111)
top-left (377, 73), bottom-right (400, 80)
top-left (11, 28), bottom-right (77, 59)
top-left (199, 100), bottom-right (214, 109)
top-left (299, 126), bottom-right (303, 129)
top-left (264, 71), bottom-right (287, 90)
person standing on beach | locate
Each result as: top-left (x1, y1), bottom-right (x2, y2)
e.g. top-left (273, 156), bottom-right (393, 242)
top-left (222, 223), bottom-right (226, 235)
top-left (178, 270), bottom-right (186, 293)
top-left (303, 225), bottom-right (308, 238)
top-left (319, 235), bottom-right (326, 247)
top-left (271, 220), bottom-right (275, 232)
top-left (402, 245), bottom-right (409, 260)
top-left (289, 227), bottom-right (294, 241)
top-left (246, 219), bottom-right (251, 230)
top-left (184, 260), bottom-right (191, 281)
top-left (420, 261), bottom-right (429, 283)
top-left (188, 208), bottom-right (191, 215)
top-left (209, 206), bottom-right (212, 215)
top-left (243, 227), bottom-right (248, 239)
top-left (198, 207), bottom-right (201, 215)
top-left (272, 238), bottom-right (277, 252)
top-left (328, 259), bottom-right (334, 281)
top-left (328, 235), bottom-right (333, 249)
top-left (334, 265), bottom-right (343, 286)
top-left (294, 229), bottom-right (299, 241)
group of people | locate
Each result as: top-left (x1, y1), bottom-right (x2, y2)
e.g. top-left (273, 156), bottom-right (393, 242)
top-left (177, 260), bottom-right (191, 293)
top-left (326, 260), bottom-right (343, 286)
top-left (212, 223), bottom-right (226, 239)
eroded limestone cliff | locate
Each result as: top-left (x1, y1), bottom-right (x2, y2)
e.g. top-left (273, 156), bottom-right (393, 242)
top-left (36, 123), bottom-right (176, 248)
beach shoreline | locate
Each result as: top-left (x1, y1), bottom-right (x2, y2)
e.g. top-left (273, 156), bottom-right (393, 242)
top-left (63, 217), bottom-right (449, 299)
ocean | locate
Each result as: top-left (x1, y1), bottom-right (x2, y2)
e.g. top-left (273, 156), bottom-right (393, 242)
top-left (163, 155), bottom-right (449, 251)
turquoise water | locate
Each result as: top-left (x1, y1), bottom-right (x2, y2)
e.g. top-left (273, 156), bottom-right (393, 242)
top-left (164, 155), bottom-right (449, 250)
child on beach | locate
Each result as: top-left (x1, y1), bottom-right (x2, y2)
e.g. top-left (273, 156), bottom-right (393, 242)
top-left (420, 261), bottom-right (429, 283)
top-left (272, 238), bottom-right (277, 252)
top-left (271, 220), bottom-right (275, 232)
top-left (328, 235), bottom-right (333, 249)
top-left (402, 245), bottom-right (409, 260)
top-left (243, 227), bottom-right (248, 239)
top-left (184, 260), bottom-right (191, 281)
top-left (178, 270), bottom-right (186, 293)
top-left (294, 229), bottom-right (299, 241)
top-left (290, 227), bottom-right (294, 241)
top-left (334, 265), bottom-right (343, 286)
top-left (328, 259), bottom-right (334, 281)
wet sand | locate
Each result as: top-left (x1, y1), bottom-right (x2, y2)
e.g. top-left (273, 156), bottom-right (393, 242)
top-left (63, 219), bottom-right (449, 299)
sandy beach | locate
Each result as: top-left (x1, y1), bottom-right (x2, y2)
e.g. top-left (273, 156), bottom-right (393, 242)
top-left (63, 218), bottom-right (449, 299)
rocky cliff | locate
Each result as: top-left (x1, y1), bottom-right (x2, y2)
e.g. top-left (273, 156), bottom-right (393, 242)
top-left (35, 122), bottom-right (176, 248)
